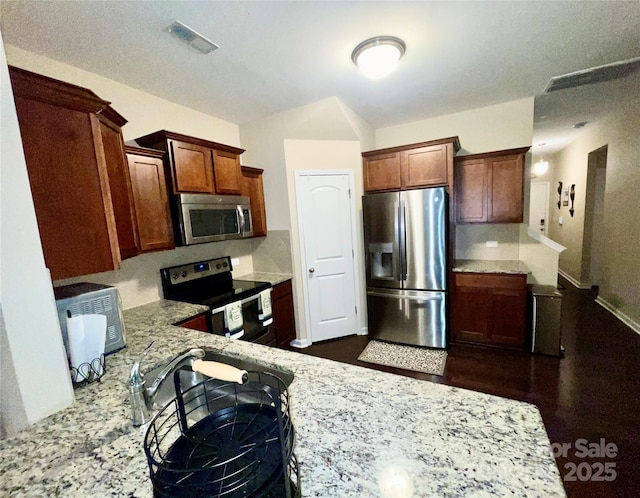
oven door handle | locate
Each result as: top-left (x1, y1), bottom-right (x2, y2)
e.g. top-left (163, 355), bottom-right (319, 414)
top-left (210, 294), bottom-right (261, 315)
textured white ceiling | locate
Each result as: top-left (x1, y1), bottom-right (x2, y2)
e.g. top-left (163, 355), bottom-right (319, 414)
top-left (1, 0), bottom-right (639, 142)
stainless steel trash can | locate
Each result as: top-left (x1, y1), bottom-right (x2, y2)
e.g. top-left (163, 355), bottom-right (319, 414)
top-left (531, 285), bottom-right (563, 356)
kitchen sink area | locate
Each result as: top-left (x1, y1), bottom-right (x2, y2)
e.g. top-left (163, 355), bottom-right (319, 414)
top-left (0, 299), bottom-right (565, 497)
top-left (142, 347), bottom-right (295, 411)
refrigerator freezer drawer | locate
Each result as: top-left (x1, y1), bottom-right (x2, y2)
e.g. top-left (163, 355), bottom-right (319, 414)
top-left (367, 288), bottom-right (447, 348)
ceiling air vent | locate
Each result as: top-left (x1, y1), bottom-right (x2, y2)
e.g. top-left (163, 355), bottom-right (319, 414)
top-left (166, 20), bottom-right (219, 54)
top-left (544, 56), bottom-right (640, 93)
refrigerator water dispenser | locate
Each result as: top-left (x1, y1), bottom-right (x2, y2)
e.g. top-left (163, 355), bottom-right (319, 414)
top-left (369, 242), bottom-right (394, 279)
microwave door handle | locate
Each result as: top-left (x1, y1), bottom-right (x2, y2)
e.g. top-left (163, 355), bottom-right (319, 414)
top-left (237, 205), bottom-right (245, 236)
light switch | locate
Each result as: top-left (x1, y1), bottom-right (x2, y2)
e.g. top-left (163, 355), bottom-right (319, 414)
top-left (558, 216), bottom-right (563, 225)
top-left (486, 241), bottom-right (498, 248)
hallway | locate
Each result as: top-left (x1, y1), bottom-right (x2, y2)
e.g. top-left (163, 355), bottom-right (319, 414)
top-left (295, 282), bottom-right (640, 497)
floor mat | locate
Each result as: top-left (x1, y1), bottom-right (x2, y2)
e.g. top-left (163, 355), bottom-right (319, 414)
top-left (357, 340), bottom-right (447, 376)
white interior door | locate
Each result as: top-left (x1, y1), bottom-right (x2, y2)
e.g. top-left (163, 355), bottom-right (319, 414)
top-left (296, 172), bottom-right (357, 342)
top-left (529, 181), bottom-right (550, 236)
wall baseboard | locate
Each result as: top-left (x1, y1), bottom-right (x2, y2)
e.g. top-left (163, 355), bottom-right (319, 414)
top-left (358, 326), bottom-right (368, 336)
top-left (595, 297), bottom-right (640, 336)
top-left (289, 338), bottom-right (312, 348)
top-left (558, 269), bottom-right (591, 289)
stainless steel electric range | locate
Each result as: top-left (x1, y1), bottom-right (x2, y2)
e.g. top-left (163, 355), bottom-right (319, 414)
top-left (160, 256), bottom-right (275, 345)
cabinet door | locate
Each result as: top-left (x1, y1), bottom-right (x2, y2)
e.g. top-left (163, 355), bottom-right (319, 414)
top-left (168, 139), bottom-right (215, 194)
top-left (212, 149), bottom-right (243, 194)
top-left (401, 144), bottom-right (448, 189)
top-left (453, 273), bottom-right (527, 349)
top-left (489, 287), bottom-right (527, 347)
top-left (241, 166), bottom-right (267, 237)
top-left (455, 158), bottom-right (488, 223)
top-left (452, 285), bottom-right (492, 343)
top-left (99, 118), bottom-right (139, 260)
top-left (363, 152), bottom-right (401, 192)
top-left (176, 313), bottom-right (209, 332)
top-left (272, 280), bottom-right (296, 348)
top-left (488, 154), bottom-right (524, 222)
top-left (14, 97), bottom-right (120, 280)
top-left (127, 152), bottom-right (174, 252)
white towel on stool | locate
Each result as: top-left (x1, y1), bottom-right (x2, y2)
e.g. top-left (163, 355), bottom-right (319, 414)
top-left (258, 289), bottom-right (272, 320)
top-left (224, 301), bottom-right (244, 335)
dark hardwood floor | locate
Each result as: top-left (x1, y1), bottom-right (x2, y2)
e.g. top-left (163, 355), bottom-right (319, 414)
top-left (292, 281), bottom-right (640, 497)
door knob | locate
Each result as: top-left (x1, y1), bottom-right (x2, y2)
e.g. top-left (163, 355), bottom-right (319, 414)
top-left (308, 268), bottom-right (315, 273)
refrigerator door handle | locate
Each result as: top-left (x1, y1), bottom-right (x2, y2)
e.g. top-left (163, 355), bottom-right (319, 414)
top-left (393, 200), bottom-right (402, 281)
top-left (399, 200), bottom-right (407, 281)
top-left (367, 290), bottom-right (444, 302)
top-left (531, 295), bottom-right (538, 353)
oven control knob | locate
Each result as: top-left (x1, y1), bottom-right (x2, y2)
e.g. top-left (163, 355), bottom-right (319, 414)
top-left (172, 272), bottom-right (179, 280)
top-left (216, 264), bottom-right (221, 269)
top-left (223, 262), bottom-right (228, 267)
top-left (181, 271), bottom-right (187, 278)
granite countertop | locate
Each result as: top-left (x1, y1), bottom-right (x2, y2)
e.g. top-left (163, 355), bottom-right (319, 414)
top-left (237, 271), bottom-right (292, 286)
top-left (0, 300), bottom-right (564, 497)
top-left (453, 259), bottom-right (530, 274)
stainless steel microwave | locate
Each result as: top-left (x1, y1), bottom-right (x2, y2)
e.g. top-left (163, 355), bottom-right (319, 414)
top-left (176, 193), bottom-right (253, 245)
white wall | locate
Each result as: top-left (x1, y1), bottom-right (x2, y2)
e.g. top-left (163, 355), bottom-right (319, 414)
top-left (6, 45), bottom-right (240, 145)
top-left (240, 97), bottom-right (375, 231)
top-left (284, 140), bottom-right (366, 343)
top-left (5, 45), bottom-right (255, 309)
top-left (548, 98), bottom-right (640, 330)
top-left (376, 98), bottom-right (534, 154)
top-left (0, 35), bottom-right (74, 436)
top-left (518, 226), bottom-right (565, 286)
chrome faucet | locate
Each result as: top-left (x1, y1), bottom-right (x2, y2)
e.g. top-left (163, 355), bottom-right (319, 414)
top-left (128, 342), bottom-right (205, 426)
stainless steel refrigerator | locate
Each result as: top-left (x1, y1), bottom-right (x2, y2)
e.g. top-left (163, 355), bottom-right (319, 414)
top-left (363, 187), bottom-right (447, 348)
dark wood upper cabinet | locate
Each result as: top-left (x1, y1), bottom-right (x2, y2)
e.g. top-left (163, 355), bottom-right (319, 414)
top-left (213, 149), bottom-right (243, 194)
top-left (168, 139), bottom-right (215, 194)
top-left (455, 147), bottom-right (529, 224)
top-left (362, 137), bottom-right (460, 193)
top-left (241, 166), bottom-right (268, 237)
top-left (8, 66), bottom-right (132, 280)
top-left (125, 146), bottom-right (174, 253)
top-left (98, 110), bottom-right (139, 260)
top-left (401, 143), bottom-right (449, 188)
top-left (455, 158), bottom-right (488, 223)
top-left (363, 152), bottom-right (402, 191)
top-left (135, 130), bottom-right (245, 196)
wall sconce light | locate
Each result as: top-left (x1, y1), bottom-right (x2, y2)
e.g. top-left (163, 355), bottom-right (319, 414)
top-left (352, 36), bottom-right (406, 79)
top-left (532, 158), bottom-right (549, 177)
top-left (557, 181), bottom-right (563, 209)
top-left (569, 184), bottom-right (576, 217)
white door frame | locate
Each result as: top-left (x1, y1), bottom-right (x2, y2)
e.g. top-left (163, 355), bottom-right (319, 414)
top-left (294, 170), bottom-right (362, 344)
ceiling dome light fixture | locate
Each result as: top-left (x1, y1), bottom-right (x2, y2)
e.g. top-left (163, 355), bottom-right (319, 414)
top-left (351, 36), bottom-right (406, 79)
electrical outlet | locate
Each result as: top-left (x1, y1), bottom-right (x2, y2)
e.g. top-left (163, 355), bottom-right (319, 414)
top-left (231, 257), bottom-right (240, 266)
top-left (485, 241), bottom-right (498, 248)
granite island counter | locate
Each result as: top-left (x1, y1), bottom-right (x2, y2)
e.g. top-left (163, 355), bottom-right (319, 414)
top-left (1, 300), bottom-right (564, 497)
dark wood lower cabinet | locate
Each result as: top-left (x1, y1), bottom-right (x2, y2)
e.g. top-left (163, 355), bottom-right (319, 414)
top-left (175, 313), bottom-right (210, 333)
top-left (272, 280), bottom-right (296, 348)
top-left (452, 272), bottom-right (527, 349)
